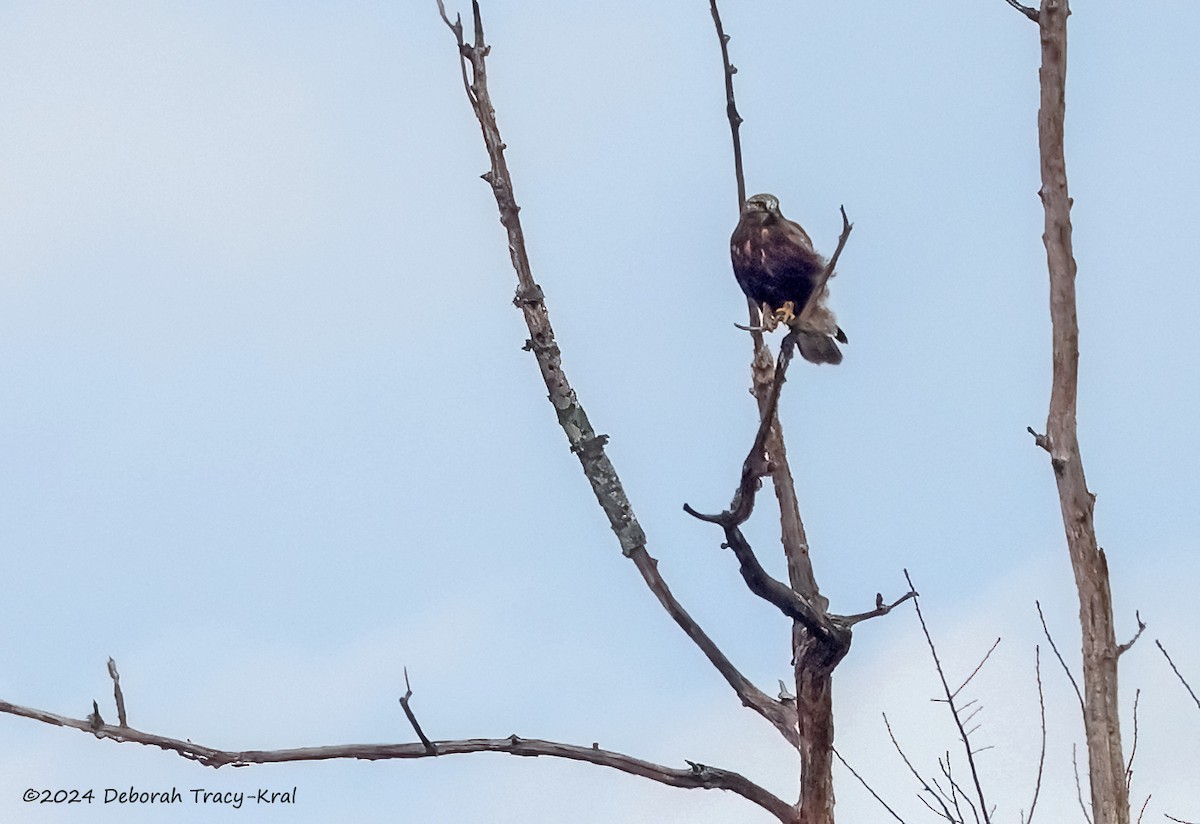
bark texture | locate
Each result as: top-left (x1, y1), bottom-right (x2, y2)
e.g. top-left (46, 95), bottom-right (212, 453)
top-left (1033, 2), bottom-right (1129, 821)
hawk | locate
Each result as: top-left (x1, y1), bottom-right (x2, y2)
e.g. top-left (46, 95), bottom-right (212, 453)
top-left (730, 193), bottom-right (847, 365)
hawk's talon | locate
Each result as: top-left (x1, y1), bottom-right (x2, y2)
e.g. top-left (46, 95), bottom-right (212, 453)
top-left (760, 302), bottom-right (780, 332)
top-left (773, 301), bottom-right (797, 326)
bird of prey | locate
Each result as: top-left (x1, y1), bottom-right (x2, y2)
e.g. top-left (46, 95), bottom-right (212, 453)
top-left (730, 193), bottom-right (847, 365)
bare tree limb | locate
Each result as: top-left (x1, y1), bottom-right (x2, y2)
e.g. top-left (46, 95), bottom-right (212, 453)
top-left (1003, 0), bottom-right (1040, 22)
top-left (1037, 599), bottom-right (1085, 713)
top-left (833, 746), bottom-right (908, 823)
top-left (107, 657), bottom-right (128, 728)
top-left (709, 0), bottom-right (745, 210)
top-left (0, 697), bottom-right (794, 821)
top-left (951, 638), bottom-right (1002, 701)
top-left (905, 571), bottom-right (991, 824)
top-left (1155, 640), bottom-right (1200, 712)
top-left (885, 713), bottom-right (959, 823)
top-left (1117, 613), bottom-right (1146, 656)
top-left (435, 0), bottom-right (797, 749)
top-left (835, 590), bottom-right (918, 627)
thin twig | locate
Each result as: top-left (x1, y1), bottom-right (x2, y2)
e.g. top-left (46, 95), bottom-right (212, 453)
top-left (884, 713), bottom-right (959, 823)
top-left (904, 571), bottom-right (991, 824)
top-left (1022, 647), bottom-right (1046, 824)
top-left (951, 638), bottom-right (1002, 700)
top-left (107, 657), bottom-right (128, 728)
top-left (399, 668), bottom-right (437, 755)
top-left (833, 746), bottom-right (908, 823)
top-left (1072, 743), bottom-right (1094, 824)
top-left (1156, 640), bottom-right (1200, 711)
top-left (1036, 600), bottom-right (1085, 713)
top-left (1134, 794), bottom-right (1149, 824)
top-left (709, 0), bottom-right (745, 209)
top-left (1124, 688), bottom-right (1141, 791)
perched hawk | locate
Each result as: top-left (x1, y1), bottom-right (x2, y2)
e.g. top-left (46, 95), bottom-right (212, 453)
top-left (730, 193), bottom-right (847, 365)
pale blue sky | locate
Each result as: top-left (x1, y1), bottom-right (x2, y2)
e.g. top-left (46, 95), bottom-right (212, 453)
top-left (1, 2), bottom-right (1197, 821)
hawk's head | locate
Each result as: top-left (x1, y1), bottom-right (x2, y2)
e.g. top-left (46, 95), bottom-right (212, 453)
top-left (744, 190), bottom-right (782, 220)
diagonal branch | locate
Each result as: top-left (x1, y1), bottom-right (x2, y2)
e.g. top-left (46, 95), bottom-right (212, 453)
top-left (0, 697), bottom-right (794, 822)
top-left (1156, 640), bottom-right (1200, 712)
top-left (1036, 600), bottom-right (1085, 714)
top-left (436, 1), bottom-right (797, 748)
top-left (833, 746), bottom-right (909, 823)
top-left (884, 712), bottom-right (959, 823)
top-left (399, 667), bottom-right (437, 755)
top-left (905, 570), bottom-right (991, 824)
top-left (834, 590), bottom-right (918, 628)
top-left (1002, 0), bottom-right (1040, 22)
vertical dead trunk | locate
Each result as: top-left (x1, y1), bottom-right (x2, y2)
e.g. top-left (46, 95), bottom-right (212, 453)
top-left (750, 343), bottom-right (844, 824)
top-left (793, 633), bottom-right (844, 823)
top-left (1033, 2), bottom-right (1129, 822)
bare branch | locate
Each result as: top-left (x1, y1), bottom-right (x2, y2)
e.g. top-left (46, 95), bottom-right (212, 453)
top-left (1073, 744), bottom-right (1094, 824)
top-left (1165, 815), bottom-right (1199, 824)
top-left (0, 697), bottom-right (794, 821)
top-left (905, 570), bottom-right (991, 824)
top-left (834, 589), bottom-right (918, 627)
top-left (627, 543), bottom-right (799, 745)
top-left (1134, 795), bottom-right (1149, 824)
top-left (1022, 647), bottom-right (1047, 824)
top-left (1003, 0), bottom-right (1040, 22)
top-left (709, 0), bottom-right (745, 209)
top-left (1155, 640), bottom-right (1200, 711)
top-left (884, 713), bottom-right (959, 823)
top-left (1036, 600), bottom-right (1085, 713)
top-left (399, 668), bottom-right (436, 756)
top-left (437, 0), bottom-right (796, 748)
top-left (1026, 426), bottom-right (1052, 453)
top-left (833, 746), bottom-right (908, 823)
top-left (951, 638), bottom-right (1002, 701)
top-left (1117, 612), bottom-right (1146, 656)
top-left (684, 331), bottom-right (798, 527)
top-left (107, 657), bottom-right (128, 728)
top-left (1124, 689), bottom-right (1140, 791)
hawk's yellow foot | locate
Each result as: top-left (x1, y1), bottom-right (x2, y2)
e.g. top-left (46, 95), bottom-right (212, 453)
top-left (772, 301), bottom-right (797, 326)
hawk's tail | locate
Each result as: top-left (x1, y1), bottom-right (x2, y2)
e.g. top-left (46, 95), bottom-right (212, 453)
top-left (796, 328), bottom-right (846, 365)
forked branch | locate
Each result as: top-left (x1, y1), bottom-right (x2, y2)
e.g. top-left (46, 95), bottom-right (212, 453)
top-left (436, 0), bottom-right (798, 752)
top-left (905, 570), bottom-right (992, 824)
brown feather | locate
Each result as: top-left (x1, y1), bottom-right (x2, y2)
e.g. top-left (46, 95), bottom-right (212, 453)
top-left (730, 193), bottom-right (846, 365)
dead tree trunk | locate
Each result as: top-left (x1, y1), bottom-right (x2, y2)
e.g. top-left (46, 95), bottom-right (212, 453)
top-left (1019, 2), bottom-right (1131, 821)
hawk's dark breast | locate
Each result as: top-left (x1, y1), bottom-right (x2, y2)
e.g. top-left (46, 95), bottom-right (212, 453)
top-left (730, 215), bottom-right (825, 313)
